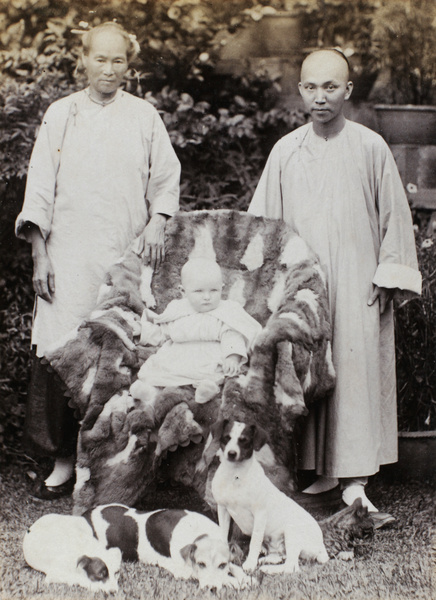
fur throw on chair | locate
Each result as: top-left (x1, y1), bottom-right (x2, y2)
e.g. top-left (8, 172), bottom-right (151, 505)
top-left (46, 210), bottom-right (335, 515)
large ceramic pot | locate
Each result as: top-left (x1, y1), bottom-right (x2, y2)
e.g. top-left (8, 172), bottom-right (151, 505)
top-left (216, 12), bottom-right (303, 99)
top-left (219, 12), bottom-right (303, 59)
top-left (388, 431), bottom-right (436, 483)
top-left (375, 105), bottom-right (436, 145)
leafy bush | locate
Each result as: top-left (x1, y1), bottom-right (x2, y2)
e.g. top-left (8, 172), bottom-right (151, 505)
top-left (368, 0), bottom-right (436, 105)
top-left (0, 235), bottom-right (33, 465)
top-left (395, 225), bottom-right (436, 432)
top-left (148, 80), bottom-right (306, 210)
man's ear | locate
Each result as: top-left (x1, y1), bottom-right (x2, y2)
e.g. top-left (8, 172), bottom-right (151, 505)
top-left (179, 284), bottom-right (185, 296)
top-left (81, 51), bottom-right (88, 71)
top-left (298, 81), bottom-right (303, 97)
top-left (345, 80), bottom-right (353, 100)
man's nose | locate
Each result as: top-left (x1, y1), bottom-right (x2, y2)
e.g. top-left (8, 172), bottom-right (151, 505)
top-left (315, 88), bottom-right (326, 103)
top-left (103, 61), bottom-right (114, 75)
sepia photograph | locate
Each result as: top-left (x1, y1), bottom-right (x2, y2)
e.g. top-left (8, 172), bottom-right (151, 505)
top-left (0, 1), bottom-right (435, 598)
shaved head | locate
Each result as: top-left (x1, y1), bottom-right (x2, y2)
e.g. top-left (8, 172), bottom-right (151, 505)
top-left (298, 48), bottom-right (353, 136)
top-left (301, 49), bottom-right (350, 83)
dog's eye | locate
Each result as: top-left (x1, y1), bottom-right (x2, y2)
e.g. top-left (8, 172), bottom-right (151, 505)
top-left (218, 562), bottom-right (228, 570)
top-left (239, 436), bottom-right (249, 445)
top-left (197, 562), bottom-right (206, 569)
top-left (222, 435), bottom-right (230, 444)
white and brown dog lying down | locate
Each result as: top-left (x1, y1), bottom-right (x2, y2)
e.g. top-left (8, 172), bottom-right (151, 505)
top-left (83, 504), bottom-right (252, 590)
top-left (24, 506), bottom-right (252, 591)
top-left (211, 419), bottom-right (330, 574)
top-left (23, 514), bottom-right (122, 592)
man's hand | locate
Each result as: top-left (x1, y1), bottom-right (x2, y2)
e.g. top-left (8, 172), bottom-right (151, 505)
top-left (32, 251), bottom-right (55, 302)
top-left (24, 223), bottom-right (55, 303)
top-left (137, 214), bottom-right (168, 270)
top-left (222, 354), bottom-right (242, 376)
top-left (368, 285), bottom-right (395, 314)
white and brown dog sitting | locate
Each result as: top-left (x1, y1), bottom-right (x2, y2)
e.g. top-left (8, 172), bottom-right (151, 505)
top-left (23, 514), bottom-right (122, 592)
top-left (211, 419), bottom-right (330, 574)
top-left (83, 503), bottom-right (252, 590)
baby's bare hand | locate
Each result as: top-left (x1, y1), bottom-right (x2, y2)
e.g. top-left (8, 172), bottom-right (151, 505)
top-left (223, 355), bottom-right (241, 376)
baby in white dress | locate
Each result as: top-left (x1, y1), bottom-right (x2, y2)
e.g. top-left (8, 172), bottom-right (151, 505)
top-left (132, 258), bottom-right (261, 403)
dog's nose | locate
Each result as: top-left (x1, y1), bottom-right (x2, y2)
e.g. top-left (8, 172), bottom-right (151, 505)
top-left (227, 450), bottom-right (237, 461)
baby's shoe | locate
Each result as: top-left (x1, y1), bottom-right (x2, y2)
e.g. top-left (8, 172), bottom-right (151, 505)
top-left (129, 379), bottom-right (158, 406)
top-left (194, 380), bottom-right (220, 404)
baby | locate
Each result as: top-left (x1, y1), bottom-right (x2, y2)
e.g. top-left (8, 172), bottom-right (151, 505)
top-left (132, 258), bottom-right (262, 404)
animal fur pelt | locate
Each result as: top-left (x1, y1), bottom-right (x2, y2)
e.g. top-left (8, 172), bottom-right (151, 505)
top-left (46, 210), bottom-right (335, 515)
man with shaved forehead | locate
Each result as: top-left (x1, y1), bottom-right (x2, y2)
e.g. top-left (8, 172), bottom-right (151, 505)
top-left (249, 49), bottom-right (421, 526)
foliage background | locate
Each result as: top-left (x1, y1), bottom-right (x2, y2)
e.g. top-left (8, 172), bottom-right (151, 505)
top-left (0, 0), bottom-right (434, 465)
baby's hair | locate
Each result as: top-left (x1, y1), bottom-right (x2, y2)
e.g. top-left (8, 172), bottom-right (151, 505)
top-left (81, 22), bottom-right (140, 62)
top-left (301, 47), bottom-right (351, 79)
top-left (181, 258), bottom-right (223, 287)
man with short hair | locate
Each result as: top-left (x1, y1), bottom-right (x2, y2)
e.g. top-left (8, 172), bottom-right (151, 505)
top-left (248, 49), bottom-right (421, 527)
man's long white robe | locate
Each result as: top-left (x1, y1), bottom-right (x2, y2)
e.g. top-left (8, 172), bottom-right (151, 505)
top-left (248, 120), bottom-right (421, 477)
top-left (16, 89), bottom-right (180, 357)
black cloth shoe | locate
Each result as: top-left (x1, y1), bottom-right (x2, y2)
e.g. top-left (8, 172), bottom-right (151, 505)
top-left (291, 485), bottom-right (343, 509)
top-left (30, 476), bottom-right (75, 500)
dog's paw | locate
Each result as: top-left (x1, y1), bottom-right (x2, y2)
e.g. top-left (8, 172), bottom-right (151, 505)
top-left (260, 561), bottom-right (300, 575)
top-left (259, 553), bottom-right (283, 566)
top-left (242, 558), bottom-right (258, 573)
top-left (336, 550), bottom-right (354, 561)
top-left (228, 564), bottom-right (257, 589)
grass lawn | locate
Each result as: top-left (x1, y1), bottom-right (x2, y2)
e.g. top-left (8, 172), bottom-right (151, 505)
top-left (0, 463), bottom-right (434, 600)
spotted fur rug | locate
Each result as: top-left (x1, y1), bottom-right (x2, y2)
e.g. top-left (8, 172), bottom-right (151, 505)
top-left (46, 210), bottom-right (335, 515)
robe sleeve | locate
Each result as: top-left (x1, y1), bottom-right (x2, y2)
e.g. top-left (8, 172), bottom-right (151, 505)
top-left (372, 143), bottom-right (422, 295)
top-left (220, 327), bottom-right (248, 363)
top-left (146, 111), bottom-right (180, 218)
top-left (247, 142), bottom-right (284, 219)
top-left (15, 100), bottom-right (72, 241)
top-left (140, 310), bottom-right (169, 346)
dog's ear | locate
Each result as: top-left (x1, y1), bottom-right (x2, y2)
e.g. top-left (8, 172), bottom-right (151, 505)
top-left (252, 425), bottom-right (268, 451)
top-left (228, 541), bottom-right (244, 566)
top-left (352, 497), bottom-right (370, 519)
top-left (180, 543), bottom-right (197, 565)
top-left (210, 418), bottom-right (228, 440)
top-left (77, 556), bottom-right (109, 582)
top-left (77, 555), bottom-right (91, 570)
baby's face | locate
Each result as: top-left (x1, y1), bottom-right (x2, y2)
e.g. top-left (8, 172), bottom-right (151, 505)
top-left (182, 272), bottom-right (223, 313)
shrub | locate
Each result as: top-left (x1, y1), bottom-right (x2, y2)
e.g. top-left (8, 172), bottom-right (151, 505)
top-left (0, 236), bottom-right (33, 465)
top-left (147, 80), bottom-right (306, 210)
top-left (395, 225), bottom-right (436, 432)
